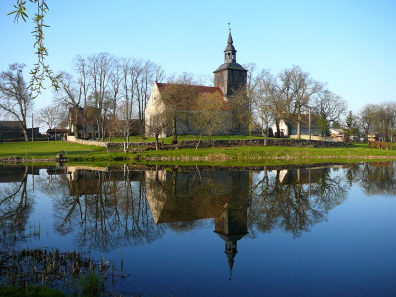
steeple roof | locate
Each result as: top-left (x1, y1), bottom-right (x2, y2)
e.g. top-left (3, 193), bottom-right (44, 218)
top-left (214, 30), bottom-right (247, 73)
top-left (224, 31), bottom-right (236, 52)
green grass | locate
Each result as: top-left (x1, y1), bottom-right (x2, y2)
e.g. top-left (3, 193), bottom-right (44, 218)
top-left (132, 142), bottom-right (396, 165)
top-left (1, 140), bottom-right (396, 166)
top-left (0, 141), bottom-right (107, 159)
top-left (0, 286), bottom-right (65, 297)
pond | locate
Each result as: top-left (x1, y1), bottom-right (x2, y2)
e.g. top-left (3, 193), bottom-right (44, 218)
top-left (1, 162), bottom-right (396, 296)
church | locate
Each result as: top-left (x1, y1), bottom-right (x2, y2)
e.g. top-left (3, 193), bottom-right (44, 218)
top-left (145, 30), bottom-right (249, 137)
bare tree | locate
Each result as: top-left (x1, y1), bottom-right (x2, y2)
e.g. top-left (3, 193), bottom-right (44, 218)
top-left (87, 52), bottom-right (115, 140)
top-left (36, 105), bottom-right (61, 130)
top-left (146, 110), bottom-right (170, 150)
top-left (192, 91), bottom-right (231, 141)
top-left (160, 80), bottom-right (198, 144)
top-left (313, 89), bottom-right (347, 126)
top-left (252, 71), bottom-right (274, 145)
top-left (73, 55), bottom-right (91, 107)
top-left (243, 63), bottom-right (258, 135)
top-left (358, 104), bottom-right (378, 140)
top-left (0, 63), bottom-right (33, 141)
top-left (119, 58), bottom-right (142, 148)
top-left (372, 102), bottom-right (396, 142)
top-left (254, 69), bottom-right (286, 138)
top-left (282, 66), bottom-right (323, 138)
top-left (136, 60), bottom-right (165, 127)
top-left (54, 71), bottom-right (82, 137)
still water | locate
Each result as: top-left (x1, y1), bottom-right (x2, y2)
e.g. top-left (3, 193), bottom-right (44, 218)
top-left (1, 162), bottom-right (396, 296)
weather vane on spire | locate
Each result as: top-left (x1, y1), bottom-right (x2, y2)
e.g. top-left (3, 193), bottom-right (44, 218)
top-left (228, 22), bottom-right (231, 32)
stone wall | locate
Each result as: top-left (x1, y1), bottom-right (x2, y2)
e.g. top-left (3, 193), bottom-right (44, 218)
top-left (177, 138), bottom-right (347, 148)
top-left (67, 136), bottom-right (157, 148)
top-left (67, 136), bottom-right (348, 149)
top-left (290, 135), bottom-right (343, 142)
top-left (67, 137), bottom-right (108, 147)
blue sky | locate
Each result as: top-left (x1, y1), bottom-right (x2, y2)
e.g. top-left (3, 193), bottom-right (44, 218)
top-left (1, 0), bottom-right (395, 115)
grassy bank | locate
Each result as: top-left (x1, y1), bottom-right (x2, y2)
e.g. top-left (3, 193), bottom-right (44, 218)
top-left (1, 140), bottom-right (396, 166)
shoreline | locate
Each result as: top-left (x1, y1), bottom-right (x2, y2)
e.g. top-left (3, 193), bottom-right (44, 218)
top-left (1, 154), bottom-right (396, 166)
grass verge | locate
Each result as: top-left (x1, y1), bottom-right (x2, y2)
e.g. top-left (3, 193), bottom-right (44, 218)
top-left (1, 141), bottom-right (396, 166)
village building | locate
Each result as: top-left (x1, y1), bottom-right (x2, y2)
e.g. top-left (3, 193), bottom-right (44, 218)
top-left (46, 128), bottom-right (70, 141)
top-left (0, 121), bottom-right (25, 139)
top-left (145, 30), bottom-right (248, 137)
top-left (329, 128), bottom-right (344, 140)
top-left (272, 115), bottom-right (322, 139)
top-left (0, 121), bottom-right (39, 140)
top-left (67, 106), bottom-right (144, 140)
top-left (67, 106), bottom-right (101, 139)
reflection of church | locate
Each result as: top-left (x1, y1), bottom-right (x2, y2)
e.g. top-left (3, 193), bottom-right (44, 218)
top-left (213, 172), bottom-right (249, 279)
top-left (145, 169), bottom-right (250, 276)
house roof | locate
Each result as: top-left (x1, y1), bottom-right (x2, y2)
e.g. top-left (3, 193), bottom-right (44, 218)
top-left (330, 128), bottom-right (343, 134)
top-left (299, 114), bottom-right (320, 126)
top-left (69, 106), bottom-right (100, 124)
top-left (47, 129), bottom-right (70, 134)
top-left (156, 82), bottom-right (231, 111)
top-left (156, 82), bottom-right (223, 95)
top-left (0, 121), bottom-right (23, 130)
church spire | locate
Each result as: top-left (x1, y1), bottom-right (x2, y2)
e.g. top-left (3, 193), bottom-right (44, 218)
top-left (224, 27), bottom-right (237, 63)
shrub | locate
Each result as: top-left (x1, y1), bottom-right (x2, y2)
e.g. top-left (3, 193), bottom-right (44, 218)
top-left (79, 271), bottom-right (105, 297)
top-left (368, 141), bottom-right (393, 150)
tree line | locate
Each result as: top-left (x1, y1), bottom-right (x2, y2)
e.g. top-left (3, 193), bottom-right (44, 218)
top-left (1, 58), bottom-right (395, 143)
top-left (0, 54), bottom-right (167, 141)
top-left (234, 63), bottom-right (348, 142)
top-left (355, 102), bottom-right (396, 142)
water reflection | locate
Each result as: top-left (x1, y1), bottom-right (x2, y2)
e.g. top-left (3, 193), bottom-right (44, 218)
top-left (1, 162), bottom-right (396, 268)
top-left (44, 166), bottom-right (163, 251)
top-left (249, 166), bottom-right (350, 238)
top-left (355, 162), bottom-right (396, 196)
top-left (146, 168), bottom-right (250, 277)
top-left (0, 166), bottom-right (38, 248)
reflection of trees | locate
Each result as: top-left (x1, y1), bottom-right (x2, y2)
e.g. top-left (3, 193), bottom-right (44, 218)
top-left (310, 168), bottom-right (349, 210)
top-left (248, 166), bottom-right (349, 237)
top-left (0, 166), bottom-right (34, 248)
top-left (51, 167), bottom-right (164, 252)
top-left (357, 162), bottom-right (396, 196)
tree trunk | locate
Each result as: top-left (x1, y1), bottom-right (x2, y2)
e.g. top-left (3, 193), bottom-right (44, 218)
top-left (275, 121), bottom-right (281, 138)
top-left (155, 134), bottom-right (159, 150)
top-left (263, 125), bottom-right (268, 146)
top-left (22, 126), bottom-right (29, 142)
top-left (74, 105), bottom-right (79, 138)
top-left (171, 116), bottom-right (178, 144)
top-left (296, 109), bottom-right (301, 139)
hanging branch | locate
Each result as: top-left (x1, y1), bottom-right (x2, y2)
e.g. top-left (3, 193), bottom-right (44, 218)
top-left (8, 0), bottom-right (60, 98)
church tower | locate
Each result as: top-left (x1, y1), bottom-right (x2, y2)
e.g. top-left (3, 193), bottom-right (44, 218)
top-left (214, 29), bottom-right (248, 134)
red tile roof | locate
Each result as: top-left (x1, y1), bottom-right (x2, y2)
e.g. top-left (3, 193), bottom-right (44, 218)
top-left (157, 83), bottom-right (223, 94)
top-left (156, 82), bottom-right (231, 111)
